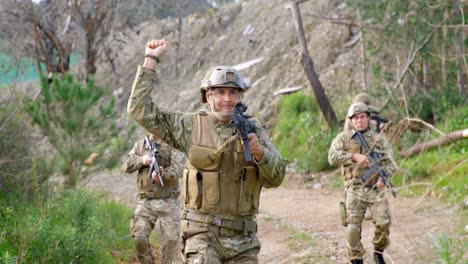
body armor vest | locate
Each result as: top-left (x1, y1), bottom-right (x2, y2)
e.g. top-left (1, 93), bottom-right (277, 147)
top-left (342, 130), bottom-right (382, 183)
top-left (137, 141), bottom-right (178, 193)
top-left (183, 112), bottom-right (261, 218)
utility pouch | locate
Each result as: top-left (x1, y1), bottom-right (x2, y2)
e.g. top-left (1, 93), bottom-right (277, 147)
top-left (339, 201), bottom-right (348, 227)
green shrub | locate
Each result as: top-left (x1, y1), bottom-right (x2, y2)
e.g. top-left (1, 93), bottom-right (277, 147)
top-left (24, 74), bottom-right (119, 187)
top-left (393, 104), bottom-right (467, 203)
top-left (274, 92), bottom-right (338, 172)
top-left (407, 87), bottom-right (465, 123)
top-left (1, 189), bottom-right (133, 263)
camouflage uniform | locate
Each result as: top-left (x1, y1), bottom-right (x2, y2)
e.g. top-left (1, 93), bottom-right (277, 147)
top-left (329, 125), bottom-right (396, 262)
top-left (122, 137), bottom-right (182, 264)
top-left (127, 66), bottom-right (286, 263)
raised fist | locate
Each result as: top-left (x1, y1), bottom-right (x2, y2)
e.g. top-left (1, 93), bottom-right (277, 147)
top-left (145, 39), bottom-right (168, 59)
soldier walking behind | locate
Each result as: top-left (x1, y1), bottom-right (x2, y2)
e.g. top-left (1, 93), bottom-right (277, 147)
top-left (328, 102), bottom-right (397, 264)
top-left (122, 134), bottom-right (182, 264)
top-left (127, 39), bottom-right (286, 263)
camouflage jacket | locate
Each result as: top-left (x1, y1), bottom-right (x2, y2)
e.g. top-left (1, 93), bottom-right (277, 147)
top-left (328, 128), bottom-right (396, 181)
top-left (122, 137), bottom-right (182, 192)
top-left (127, 66), bottom-right (285, 189)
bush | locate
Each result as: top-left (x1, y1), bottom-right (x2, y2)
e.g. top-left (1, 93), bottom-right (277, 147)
top-left (1, 189), bottom-right (133, 263)
top-left (392, 104), bottom-right (467, 203)
top-left (274, 92), bottom-right (338, 172)
top-left (24, 74), bottom-right (119, 187)
top-left (0, 102), bottom-right (52, 203)
top-left (407, 87), bottom-right (465, 123)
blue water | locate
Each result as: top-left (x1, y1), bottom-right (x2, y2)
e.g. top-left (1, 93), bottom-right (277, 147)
top-left (0, 53), bottom-right (80, 86)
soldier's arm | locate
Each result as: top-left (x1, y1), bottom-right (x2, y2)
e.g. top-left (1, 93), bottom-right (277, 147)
top-left (380, 136), bottom-right (398, 176)
top-left (253, 124), bottom-right (286, 188)
top-left (127, 66), bottom-right (192, 153)
top-left (122, 141), bottom-right (145, 173)
top-left (328, 132), bottom-right (353, 166)
top-left (163, 148), bottom-right (185, 179)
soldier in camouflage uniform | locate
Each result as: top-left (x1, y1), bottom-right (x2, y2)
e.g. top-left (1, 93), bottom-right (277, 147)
top-left (329, 102), bottom-right (397, 264)
top-left (122, 134), bottom-right (182, 264)
top-left (127, 39), bottom-right (286, 263)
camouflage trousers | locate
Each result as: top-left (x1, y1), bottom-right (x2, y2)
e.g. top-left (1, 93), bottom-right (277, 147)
top-left (130, 197), bottom-right (181, 264)
top-left (178, 219), bottom-right (261, 264)
top-left (345, 182), bottom-right (391, 260)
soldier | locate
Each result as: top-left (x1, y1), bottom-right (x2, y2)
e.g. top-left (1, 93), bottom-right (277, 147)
top-left (127, 39), bottom-right (286, 263)
top-left (122, 134), bottom-right (182, 264)
top-left (328, 102), bottom-right (397, 264)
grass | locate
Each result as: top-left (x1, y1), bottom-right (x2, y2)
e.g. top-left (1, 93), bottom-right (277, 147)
top-left (0, 189), bottom-right (134, 263)
top-left (393, 104), bottom-right (468, 203)
top-left (274, 92), bottom-right (339, 173)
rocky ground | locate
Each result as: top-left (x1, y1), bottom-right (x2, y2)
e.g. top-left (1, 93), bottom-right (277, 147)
top-left (85, 169), bottom-right (464, 264)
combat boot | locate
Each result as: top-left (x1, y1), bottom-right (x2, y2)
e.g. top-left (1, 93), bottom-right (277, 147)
top-left (373, 250), bottom-right (386, 264)
top-left (351, 259), bottom-right (363, 264)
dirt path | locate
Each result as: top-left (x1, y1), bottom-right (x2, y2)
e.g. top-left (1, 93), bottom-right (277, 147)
top-left (85, 171), bottom-right (464, 264)
top-left (257, 184), bottom-right (463, 264)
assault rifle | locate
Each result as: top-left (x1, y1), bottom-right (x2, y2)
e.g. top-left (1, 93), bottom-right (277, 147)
top-left (351, 130), bottom-right (396, 197)
top-left (231, 101), bottom-right (257, 163)
top-left (144, 136), bottom-right (164, 186)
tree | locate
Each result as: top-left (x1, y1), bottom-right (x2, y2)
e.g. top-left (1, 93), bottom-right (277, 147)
top-left (289, 0), bottom-right (338, 128)
top-left (347, 0), bottom-right (466, 121)
top-left (72, 0), bottom-right (117, 80)
top-left (24, 74), bottom-right (118, 187)
top-left (2, 0), bottom-right (74, 75)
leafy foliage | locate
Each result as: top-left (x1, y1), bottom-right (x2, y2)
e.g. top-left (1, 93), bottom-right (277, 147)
top-left (274, 92), bottom-right (338, 172)
top-left (24, 74), bottom-right (118, 187)
top-left (0, 189), bottom-right (133, 263)
top-left (392, 104), bottom-right (467, 203)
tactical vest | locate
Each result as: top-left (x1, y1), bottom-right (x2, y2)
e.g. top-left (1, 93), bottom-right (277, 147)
top-left (342, 130), bottom-right (383, 183)
top-left (137, 141), bottom-right (178, 197)
top-left (183, 112), bottom-right (261, 217)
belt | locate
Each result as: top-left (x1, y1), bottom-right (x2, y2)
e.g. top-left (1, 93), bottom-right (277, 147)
top-left (139, 190), bottom-right (179, 199)
top-left (183, 211), bottom-right (257, 233)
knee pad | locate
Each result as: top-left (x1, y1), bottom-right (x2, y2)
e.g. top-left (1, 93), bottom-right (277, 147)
top-left (135, 233), bottom-right (150, 255)
top-left (347, 223), bottom-right (361, 247)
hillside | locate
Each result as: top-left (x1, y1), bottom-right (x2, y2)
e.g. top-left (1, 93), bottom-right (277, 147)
top-left (94, 0), bottom-right (363, 127)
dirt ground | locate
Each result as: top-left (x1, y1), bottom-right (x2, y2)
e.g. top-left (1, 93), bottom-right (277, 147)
top-left (85, 170), bottom-right (464, 264)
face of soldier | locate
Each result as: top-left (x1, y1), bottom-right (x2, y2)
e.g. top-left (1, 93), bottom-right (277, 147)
top-left (350, 112), bottom-right (370, 131)
top-left (206, 87), bottom-right (241, 122)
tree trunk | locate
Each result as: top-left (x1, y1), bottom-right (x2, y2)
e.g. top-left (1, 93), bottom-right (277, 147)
top-left (86, 33), bottom-right (97, 79)
top-left (399, 129), bottom-right (468, 157)
top-left (175, 15), bottom-right (182, 78)
top-left (422, 54), bottom-right (431, 92)
top-left (357, 9), bottom-right (368, 91)
top-left (289, 0), bottom-right (337, 128)
top-left (452, 0), bottom-right (466, 96)
top-left (441, 9), bottom-right (448, 89)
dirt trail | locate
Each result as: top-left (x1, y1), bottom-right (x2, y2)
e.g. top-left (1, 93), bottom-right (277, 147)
top-left (256, 185), bottom-right (461, 264)
top-left (85, 171), bottom-right (463, 264)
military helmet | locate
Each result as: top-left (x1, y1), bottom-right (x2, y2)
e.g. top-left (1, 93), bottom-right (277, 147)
top-left (353, 92), bottom-right (372, 106)
top-left (347, 102), bottom-right (370, 118)
top-left (200, 65), bottom-right (246, 103)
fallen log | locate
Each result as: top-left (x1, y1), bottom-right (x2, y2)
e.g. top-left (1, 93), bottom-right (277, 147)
top-left (399, 129), bottom-right (468, 157)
